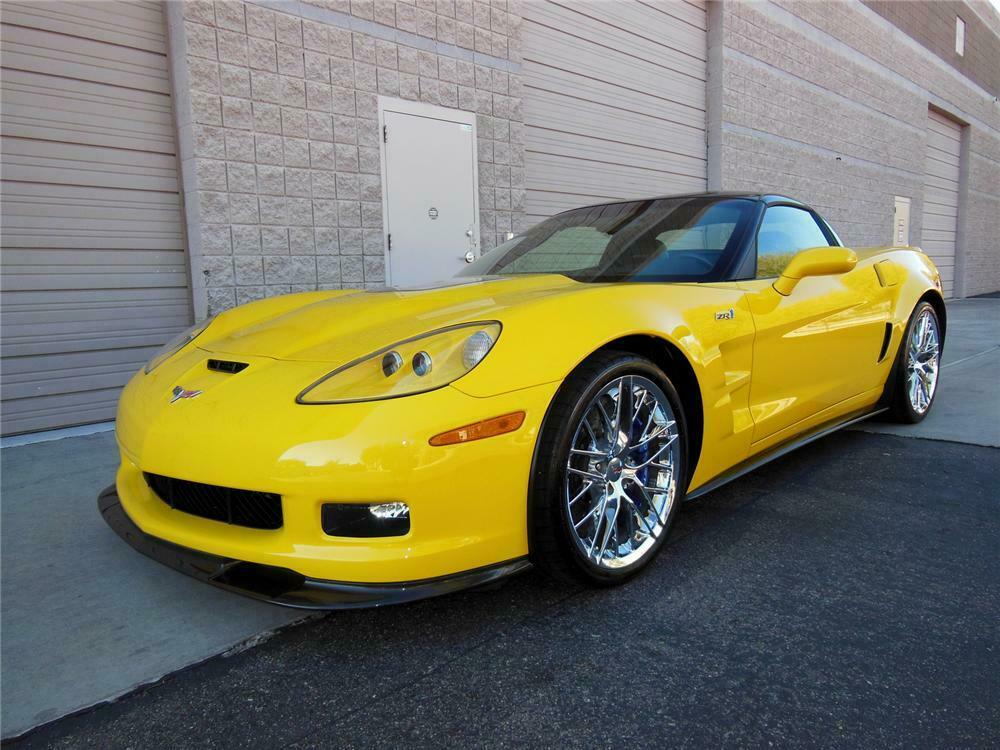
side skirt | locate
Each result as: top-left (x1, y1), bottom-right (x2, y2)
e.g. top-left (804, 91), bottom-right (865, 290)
top-left (685, 407), bottom-right (887, 501)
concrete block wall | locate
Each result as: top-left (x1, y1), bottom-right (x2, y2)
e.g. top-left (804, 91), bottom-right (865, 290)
top-left (712, 0), bottom-right (1000, 297)
top-left (864, 0), bottom-right (1000, 97)
top-left (167, 0), bottom-right (524, 318)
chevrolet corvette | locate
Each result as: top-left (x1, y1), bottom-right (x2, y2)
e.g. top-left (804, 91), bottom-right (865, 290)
top-left (100, 192), bottom-right (945, 608)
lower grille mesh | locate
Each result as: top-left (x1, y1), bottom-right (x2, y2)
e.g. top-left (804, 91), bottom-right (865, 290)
top-left (144, 473), bottom-right (282, 530)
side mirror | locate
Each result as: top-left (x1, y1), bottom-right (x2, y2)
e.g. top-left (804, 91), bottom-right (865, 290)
top-left (773, 246), bottom-right (858, 296)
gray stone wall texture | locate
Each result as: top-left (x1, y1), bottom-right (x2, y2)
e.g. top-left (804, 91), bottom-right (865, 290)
top-left (716, 0), bottom-right (1000, 297)
top-left (173, 0), bottom-right (524, 316)
top-left (864, 0), bottom-right (1000, 98)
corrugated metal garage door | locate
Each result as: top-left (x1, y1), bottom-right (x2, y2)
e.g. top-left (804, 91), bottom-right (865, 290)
top-left (1, 1), bottom-right (190, 435)
top-left (921, 109), bottom-right (963, 297)
top-left (521, 0), bottom-right (707, 224)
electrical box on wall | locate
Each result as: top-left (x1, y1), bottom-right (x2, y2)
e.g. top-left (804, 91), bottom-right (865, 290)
top-left (893, 196), bottom-right (911, 246)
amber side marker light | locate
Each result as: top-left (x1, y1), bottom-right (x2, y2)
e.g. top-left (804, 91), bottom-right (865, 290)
top-left (429, 411), bottom-right (526, 446)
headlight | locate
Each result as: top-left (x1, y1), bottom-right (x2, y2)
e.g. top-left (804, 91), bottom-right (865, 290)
top-left (144, 317), bottom-right (214, 374)
top-left (297, 321), bottom-right (501, 404)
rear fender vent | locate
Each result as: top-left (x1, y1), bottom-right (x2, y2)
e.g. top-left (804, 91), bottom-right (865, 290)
top-left (877, 322), bottom-right (893, 363)
top-left (207, 359), bottom-right (249, 374)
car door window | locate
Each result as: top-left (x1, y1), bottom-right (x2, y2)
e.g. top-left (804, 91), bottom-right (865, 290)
top-left (756, 206), bottom-right (833, 278)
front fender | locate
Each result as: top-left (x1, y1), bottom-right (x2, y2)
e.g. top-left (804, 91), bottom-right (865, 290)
top-left (454, 282), bottom-right (758, 491)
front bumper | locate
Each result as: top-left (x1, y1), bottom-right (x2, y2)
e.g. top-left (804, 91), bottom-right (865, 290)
top-left (115, 351), bottom-right (560, 584)
top-left (99, 485), bottom-right (532, 610)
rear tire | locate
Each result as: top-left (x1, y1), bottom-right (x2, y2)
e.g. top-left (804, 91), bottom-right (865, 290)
top-left (888, 301), bottom-right (942, 424)
top-left (529, 352), bottom-right (688, 586)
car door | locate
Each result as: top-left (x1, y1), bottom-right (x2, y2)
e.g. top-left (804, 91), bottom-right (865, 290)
top-left (740, 204), bottom-right (887, 444)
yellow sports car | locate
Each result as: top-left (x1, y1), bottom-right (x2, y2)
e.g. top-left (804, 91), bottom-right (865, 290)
top-left (100, 193), bottom-right (945, 608)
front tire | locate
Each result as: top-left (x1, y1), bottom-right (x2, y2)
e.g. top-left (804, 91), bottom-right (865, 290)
top-left (888, 301), bottom-right (942, 424)
top-left (529, 353), bottom-right (687, 585)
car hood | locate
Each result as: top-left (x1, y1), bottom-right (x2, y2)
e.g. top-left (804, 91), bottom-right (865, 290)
top-left (199, 274), bottom-right (581, 363)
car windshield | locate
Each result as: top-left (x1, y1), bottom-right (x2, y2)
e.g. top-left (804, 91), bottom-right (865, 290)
top-left (461, 197), bottom-right (757, 283)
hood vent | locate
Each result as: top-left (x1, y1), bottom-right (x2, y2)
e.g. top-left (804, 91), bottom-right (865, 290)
top-left (207, 359), bottom-right (249, 374)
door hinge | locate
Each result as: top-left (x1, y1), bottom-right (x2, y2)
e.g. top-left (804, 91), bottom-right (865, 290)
top-left (383, 125), bottom-right (388, 143)
top-left (387, 233), bottom-right (392, 252)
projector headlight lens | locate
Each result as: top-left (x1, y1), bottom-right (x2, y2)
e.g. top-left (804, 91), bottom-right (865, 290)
top-left (298, 321), bottom-right (501, 404)
top-left (412, 351), bottom-right (433, 377)
top-left (381, 351), bottom-right (403, 377)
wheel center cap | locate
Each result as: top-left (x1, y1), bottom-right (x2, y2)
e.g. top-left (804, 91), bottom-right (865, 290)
top-left (606, 457), bottom-right (624, 481)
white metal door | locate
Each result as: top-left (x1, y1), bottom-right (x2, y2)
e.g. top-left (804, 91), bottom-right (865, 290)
top-left (893, 196), bottom-right (911, 245)
top-left (921, 110), bottom-right (963, 296)
top-left (382, 103), bottom-right (479, 286)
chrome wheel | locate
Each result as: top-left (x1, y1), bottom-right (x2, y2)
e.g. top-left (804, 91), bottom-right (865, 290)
top-left (905, 308), bottom-right (940, 415)
top-left (564, 375), bottom-right (680, 569)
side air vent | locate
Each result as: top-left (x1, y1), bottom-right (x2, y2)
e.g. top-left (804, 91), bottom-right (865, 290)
top-left (207, 359), bottom-right (249, 374)
top-left (877, 322), bottom-right (893, 363)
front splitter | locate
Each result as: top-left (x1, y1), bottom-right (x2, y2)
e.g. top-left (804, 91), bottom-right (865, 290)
top-left (98, 486), bottom-right (532, 610)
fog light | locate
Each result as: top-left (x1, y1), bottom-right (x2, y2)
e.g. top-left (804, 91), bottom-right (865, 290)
top-left (321, 502), bottom-right (410, 537)
top-left (369, 501), bottom-right (409, 519)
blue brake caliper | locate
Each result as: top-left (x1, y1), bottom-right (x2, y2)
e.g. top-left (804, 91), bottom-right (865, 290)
top-left (631, 413), bottom-right (651, 514)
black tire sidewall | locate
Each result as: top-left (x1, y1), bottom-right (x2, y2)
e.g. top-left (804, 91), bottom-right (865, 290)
top-left (533, 354), bottom-right (688, 585)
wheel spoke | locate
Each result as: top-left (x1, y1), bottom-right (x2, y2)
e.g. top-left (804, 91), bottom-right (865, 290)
top-left (586, 493), bottom-right (611, 556)
top-left (631, 421), bottom-right (675, 450)
top-left (568, 466), bottom-right (604, 482)
top-left (595, 398), bottom-right (616, 437)
top-left (628, 433), bottom-right (678, 470)
top-left (574, 501), bottom-right (602, 530)
top-left (568, 481), bottom-right (594, 507)
top-left (638, 394), bottom-right (657, 441)
top-left (623, 497), bottom-right (657, 540)
top-left (623, 480), bottom-right (659, 537)
top-left (615, 376), bottom-right (635, 447)
top-left (571, 447), bottom-right (606, 458)
top-left (596, 499), bottom-right (620, 561)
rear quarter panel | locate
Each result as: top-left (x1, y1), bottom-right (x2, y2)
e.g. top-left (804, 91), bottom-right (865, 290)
top-left (861, 246), bottom-right (945, 350)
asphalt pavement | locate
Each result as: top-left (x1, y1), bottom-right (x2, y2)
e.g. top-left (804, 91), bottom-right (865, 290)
top-left (8, 431), bottom-right (999, 749)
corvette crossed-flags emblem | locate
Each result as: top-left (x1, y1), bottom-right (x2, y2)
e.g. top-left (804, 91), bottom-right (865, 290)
top-left (170, 386), bottom-right (202, 403)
